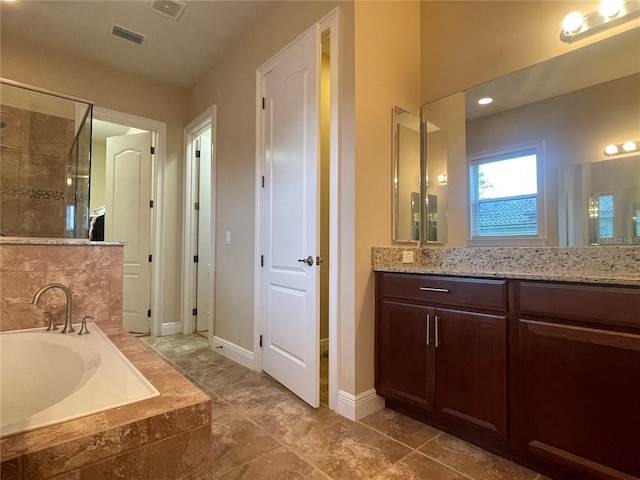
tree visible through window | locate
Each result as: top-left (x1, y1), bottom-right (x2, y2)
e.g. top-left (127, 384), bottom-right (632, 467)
top-left (469, 146), bottom-right (541, 238)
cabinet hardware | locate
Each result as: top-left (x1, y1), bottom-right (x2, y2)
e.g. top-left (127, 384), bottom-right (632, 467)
top-left (426, 313), bottom-right (431, 346)
top-left (420, 287), bottom-right (450, 293)
top-left (435, 315), bottom-right (440, 347)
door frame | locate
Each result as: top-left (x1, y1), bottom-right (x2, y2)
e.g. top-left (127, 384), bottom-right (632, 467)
top-left (93, 107), bottom-right (167, 336)
top-left (181, 106), bottom-right (217, 341)
top-left (254, 8), bottom-right (341, 411)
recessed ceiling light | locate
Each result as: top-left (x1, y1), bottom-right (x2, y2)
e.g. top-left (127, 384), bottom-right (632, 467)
top-left (477, 97), bottom-right (493, 106)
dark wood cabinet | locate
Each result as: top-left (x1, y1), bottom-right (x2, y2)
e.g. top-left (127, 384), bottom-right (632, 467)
top-left (375, 273), bottom-right (508, 439)
top-left (512, 281), bottom-right (640, 479)
top-left (376, 272), bottom-right (640, 480)
top-left (377, 301), bottom-right (435, 412)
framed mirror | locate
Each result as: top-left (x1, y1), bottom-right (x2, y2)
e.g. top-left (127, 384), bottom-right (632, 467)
top-left (392, 106), bottom-right (421, 243)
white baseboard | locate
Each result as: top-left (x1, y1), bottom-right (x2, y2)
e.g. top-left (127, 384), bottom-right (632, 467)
top-left (337, 388), bottom-right (385, 421)
top-left (211, 336), bottom-right (255, 370)
top-left (320, 337), bottom-right (329, 355)
top-left (160, 321), bottom-right (182, 336)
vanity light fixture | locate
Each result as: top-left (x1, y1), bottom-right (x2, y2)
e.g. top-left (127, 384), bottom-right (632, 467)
top-left (604, 140), bottom-right (639, 156)
top-left (477, 97), bottom-right (493, 106)
top-left (437, 174), bottom-right (448, 184)
top-left (561, 0), bottom-right (640, 43)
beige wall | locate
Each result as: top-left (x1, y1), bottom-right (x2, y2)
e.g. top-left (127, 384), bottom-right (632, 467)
top-left (353, 1), bottom-right (422, 394)
top-left (1, 38), bottom-right (189, 326)
top-left (90, 139), bottom-right (106, 214)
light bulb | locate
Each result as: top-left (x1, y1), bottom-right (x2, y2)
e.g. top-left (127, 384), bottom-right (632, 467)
top-left (437, 174), bottom-right (448, 183)
top-left (477, 97), bottom-right (493, 105)
top-left (562, 11), bottom-right (584, 34)
top-left (604, 144), bottom-right (619, 155)
top-left (622, 141), bottom-right (637, 152)
top-left (599, 0), bottom-right (623, 17)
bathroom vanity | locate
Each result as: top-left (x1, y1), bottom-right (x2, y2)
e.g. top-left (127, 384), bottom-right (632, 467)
top-left (374, 247), bottom-right (640, 480)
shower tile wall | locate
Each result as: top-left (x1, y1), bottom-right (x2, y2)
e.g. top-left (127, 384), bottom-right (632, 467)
top-left (0, 105), bottom-right (74, 237)
top-left (0, 242), bottom-right (123, 331)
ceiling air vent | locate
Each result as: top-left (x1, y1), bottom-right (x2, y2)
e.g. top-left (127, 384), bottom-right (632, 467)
top-left (148, 0), bottom-right (186, 21)
top-left (110, 24), bottom-right (146, 45)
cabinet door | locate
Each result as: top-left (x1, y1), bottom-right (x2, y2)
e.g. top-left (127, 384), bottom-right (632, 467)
top-left (378, 300), bottom-right (435, 412)
top-left (515, 319), bottom-right (640, 479)
top-left (435, 308), bottom-right (507, 438)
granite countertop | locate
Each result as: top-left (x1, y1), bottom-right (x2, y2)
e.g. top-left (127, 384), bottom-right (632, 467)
top-left (372, 246), bottom-right (640, 287)
top-left (0, 325), bottom-right (211, 477)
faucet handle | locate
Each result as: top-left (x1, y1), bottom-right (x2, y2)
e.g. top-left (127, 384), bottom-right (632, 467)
top-left (45, 312), bottom-right (58, 331)
top-left (78, 315), bottom-right (94, 335)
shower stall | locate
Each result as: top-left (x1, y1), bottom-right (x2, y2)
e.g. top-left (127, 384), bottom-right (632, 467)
top-left (0, 79), bottom-right (93, 238)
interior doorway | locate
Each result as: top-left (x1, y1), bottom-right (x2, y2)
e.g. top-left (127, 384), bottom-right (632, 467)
top-left (91, 108), bottom-right (167, 336)
top-left (182, 107), bottom-right (216, 342)
top-left (254, 10), bottom-right (339, 411)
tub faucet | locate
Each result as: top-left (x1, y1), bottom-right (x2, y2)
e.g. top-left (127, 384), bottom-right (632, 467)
top-left (32, 283), bottom-right (75, 333)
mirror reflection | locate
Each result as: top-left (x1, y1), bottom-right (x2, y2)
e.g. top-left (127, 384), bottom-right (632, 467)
top-left (559, 155), bottom-right (640, 246)
top-left (392, 107), bottom-right (421, 243)
top-left (0, 80), bottom-right (93, 239)
top-left (424, 121), bottom-right (448, 243)
top-left (464, 27), bottom-right (639, 246)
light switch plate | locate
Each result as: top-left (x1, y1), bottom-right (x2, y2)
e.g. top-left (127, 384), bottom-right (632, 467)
top-left (225, 231), bottom-right (231, 245)
top-left (402, 251), bottom-right (414, 263)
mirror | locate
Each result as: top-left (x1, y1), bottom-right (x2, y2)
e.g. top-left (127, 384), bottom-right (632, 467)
top-left (392, 106), bottom-right (421, 243)
top-left (420, 26), bottom-right (639, 246)
top-left (559, 155), bottom-right (640, 246)
top-left (0, 80), bottom-right (93, 239)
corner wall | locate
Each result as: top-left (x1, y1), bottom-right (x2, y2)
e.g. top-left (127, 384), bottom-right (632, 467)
top-left (353, 1), bottom-right (422, 396)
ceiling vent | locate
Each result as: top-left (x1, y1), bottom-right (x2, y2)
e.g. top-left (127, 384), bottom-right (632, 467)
top-left (148, 0), bottom-right (186, 21)
top-left (110, 24), bottom-right (146, 45)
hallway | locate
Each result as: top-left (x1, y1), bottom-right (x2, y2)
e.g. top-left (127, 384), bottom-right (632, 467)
top-left (141, 334), bottom-right (548, 480)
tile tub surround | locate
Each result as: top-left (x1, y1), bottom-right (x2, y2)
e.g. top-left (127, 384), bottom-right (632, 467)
top-left (0, 326), bottom-right (212, 479)
top-left (372, 246), bottom-right (640, 286)
top-left (0, 241), bottom-right (212, 479)
top-left (0, 240), bottom-right (124, 332)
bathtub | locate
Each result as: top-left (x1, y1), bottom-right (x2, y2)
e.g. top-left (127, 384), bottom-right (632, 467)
top-left (0, 323), bottom-right (159, 438)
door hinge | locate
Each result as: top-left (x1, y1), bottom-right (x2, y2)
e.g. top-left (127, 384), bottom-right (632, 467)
top-left (195, 150), bottom-right (201, 158)
top-left (194, 202), bottom-right (200, 210)
top-left (261, 255), bottom-right (264, 267)
top-left (147, 309), bottom-right (151, 318)
top-left (150, 146), bottom-right (155, 155)
top-left (261, 175), bottom-right (264, 188)
top-left (262, 97), bottom-right (265, 110)
top-left (259, 335), bottom-right (263, 347)
top-left (194, 255), bottom-right (199, 263)
top-left (149, 200), bottom-right (154, 208)
top-left (148, 254), bottom-right (152, 262)
top-left (192, 308), bottom-right (197, 316)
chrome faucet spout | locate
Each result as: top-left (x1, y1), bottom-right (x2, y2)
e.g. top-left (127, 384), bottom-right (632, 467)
top-left (32, 283), bottom-right (74, 333)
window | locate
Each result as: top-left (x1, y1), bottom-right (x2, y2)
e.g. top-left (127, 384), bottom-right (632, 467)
top-left (597, 194), bottom-right (614, 240)
top-left (469, 142), bottom-right (545, 241)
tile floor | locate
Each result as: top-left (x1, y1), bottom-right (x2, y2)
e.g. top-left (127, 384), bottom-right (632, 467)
top-left (141, 334), bottom-right (550, 480)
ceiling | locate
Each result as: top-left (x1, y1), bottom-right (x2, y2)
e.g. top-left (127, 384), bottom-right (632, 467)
top-left (0, 0), bottom-right (275, 90)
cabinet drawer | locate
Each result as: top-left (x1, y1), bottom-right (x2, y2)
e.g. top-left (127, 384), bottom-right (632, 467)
top-left (378, 273), bottom-right (507, 312)
top-left (519, 281), bottom-right (640, 329)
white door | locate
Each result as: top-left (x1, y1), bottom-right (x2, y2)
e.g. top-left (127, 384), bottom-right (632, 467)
top-left (196, 133), bottom-right (213, 332)
top-left (261, 25), bottom-right (321, 407)
top-left (105, 132), bottom-right (153, 334)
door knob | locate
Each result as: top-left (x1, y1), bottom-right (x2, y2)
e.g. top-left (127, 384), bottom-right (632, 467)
top-left (297, 256), bottom-right (314, 266)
